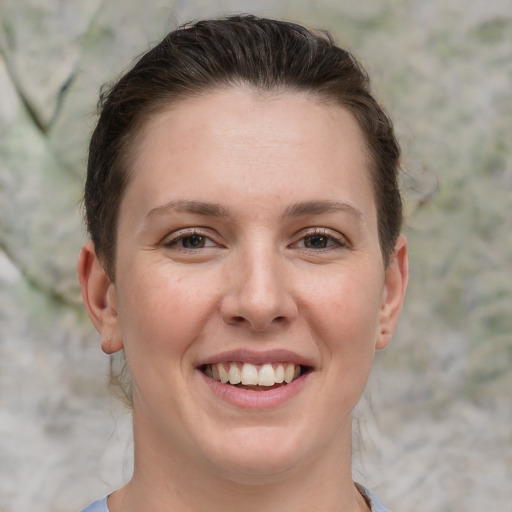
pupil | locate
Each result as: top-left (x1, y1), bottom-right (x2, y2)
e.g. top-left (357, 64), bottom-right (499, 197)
top-left (306, 235), bottom-right (327, 248)
top-left (183, 235), bottom-right (205, 248)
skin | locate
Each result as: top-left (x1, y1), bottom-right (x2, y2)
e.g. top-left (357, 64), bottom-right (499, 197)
top-left (78, 87), bottom-right (408, 512)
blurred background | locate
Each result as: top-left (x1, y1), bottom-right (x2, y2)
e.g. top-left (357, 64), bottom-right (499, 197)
top-left (0, 1), bottom-right (510, 511)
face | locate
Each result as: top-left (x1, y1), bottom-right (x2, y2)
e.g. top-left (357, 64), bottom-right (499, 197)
top-left (79, 88), bottom-right (407, 484)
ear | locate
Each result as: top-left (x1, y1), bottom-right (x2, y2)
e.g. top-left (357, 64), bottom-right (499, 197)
top-left (77, 241), bottom-right (124, 354)
top-left (376, 234), bottom-right (409, 350)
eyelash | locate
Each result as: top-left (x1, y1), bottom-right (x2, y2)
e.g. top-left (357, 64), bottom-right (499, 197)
top-left (164, 229), bottom-right (219, 251)
top-left (163, 228), bottom-right (347, 252)
top-left (293, 228), bottom-right (348, 251)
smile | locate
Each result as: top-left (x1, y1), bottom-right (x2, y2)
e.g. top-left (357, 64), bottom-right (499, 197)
top-left (201, 362), bottom-right (306, 388)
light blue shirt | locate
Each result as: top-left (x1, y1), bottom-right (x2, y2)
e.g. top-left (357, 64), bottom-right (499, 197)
top-left (80, 485), bottom-right (390, 511)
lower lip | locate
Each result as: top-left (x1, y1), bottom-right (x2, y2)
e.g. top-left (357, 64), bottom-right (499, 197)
top-left (198, 370), bottom-right (310, 409)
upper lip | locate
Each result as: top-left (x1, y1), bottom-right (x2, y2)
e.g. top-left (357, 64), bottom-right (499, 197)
top-left (196, 349), bottom-right (314, 368)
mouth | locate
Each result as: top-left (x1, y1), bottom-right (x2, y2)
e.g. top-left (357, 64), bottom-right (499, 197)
top-left (200, 362), bottom-right (310, 390)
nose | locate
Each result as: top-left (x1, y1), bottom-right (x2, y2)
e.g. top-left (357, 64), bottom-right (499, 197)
top-left (219, 245), bottom-right (298, 332)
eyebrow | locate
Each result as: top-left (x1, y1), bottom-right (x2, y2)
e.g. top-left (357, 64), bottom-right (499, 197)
top-left (146, 199), bottom-right (230, 219)
top-left (283, 200), bottom-right (365, 221)
top-left (145, 199), bottom-right (364, 222)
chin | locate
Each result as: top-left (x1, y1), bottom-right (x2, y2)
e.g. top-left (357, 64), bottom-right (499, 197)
top-left (200, 425), bottom-right (311, 484)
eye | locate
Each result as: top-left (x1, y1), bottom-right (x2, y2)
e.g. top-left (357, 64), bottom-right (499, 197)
top-left (164, 230), bottom-right (218, 250)
top-left (292, 229), bottom-right (347, 251)
top-left (180, 234), bottom-right (208, 249)
top-left (303, 234), bottom-right (332, 249)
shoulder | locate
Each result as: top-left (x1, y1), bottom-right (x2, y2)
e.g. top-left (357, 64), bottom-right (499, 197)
top-left (356, 483), bottom-right (391, 512)
top-left (79, 496), bottom-right (109, 512)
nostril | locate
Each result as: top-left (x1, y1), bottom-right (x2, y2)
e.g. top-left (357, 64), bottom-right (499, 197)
top-left (226, 314), bottom-right (287, 330)
top-left (221, 313), bottom-right (252, 327)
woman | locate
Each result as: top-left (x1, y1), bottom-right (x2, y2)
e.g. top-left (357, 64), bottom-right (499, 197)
top-left (78, 15), bottom-right (408, 512)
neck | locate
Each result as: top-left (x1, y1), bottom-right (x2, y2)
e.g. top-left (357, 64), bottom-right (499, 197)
top-left (109, 413), bottom-right (369, 512)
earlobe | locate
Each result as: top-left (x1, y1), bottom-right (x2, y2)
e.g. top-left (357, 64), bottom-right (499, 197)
top-left (376, 235), bottom-right (409, 350)
top-left (77, 241), bottom-right (124, 354)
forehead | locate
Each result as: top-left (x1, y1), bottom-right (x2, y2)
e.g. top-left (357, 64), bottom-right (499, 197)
top-left (124, 87), bottom-right (376, 224)
top-left (138, 87), bottom-right (366, 146)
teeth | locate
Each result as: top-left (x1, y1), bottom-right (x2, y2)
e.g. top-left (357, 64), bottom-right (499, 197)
top-left (240, 363), bottom-right (259, 385)
top-left (206, 362), bottom-right (303, 387)
top-left (284, 364), bottom-right (295, 384)
top-left (217, 364), bottom-right (229, 384)
top-left (258, 364), bottom-right (275, 386)
top-left (228, 364), bottom-right (241, 385)
top-left (274, 364), bottom-right (285, 383)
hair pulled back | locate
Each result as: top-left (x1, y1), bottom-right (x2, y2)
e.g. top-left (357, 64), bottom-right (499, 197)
top-left (85, 15), bottom-right (402, 280)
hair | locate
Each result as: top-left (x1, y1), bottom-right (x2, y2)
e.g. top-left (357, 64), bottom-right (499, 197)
top-left (85, 14), bottom-right (402, 283)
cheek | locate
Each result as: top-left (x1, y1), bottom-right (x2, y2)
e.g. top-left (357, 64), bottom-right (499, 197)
top-left (302, 268), bottom-right (384, 354)
top-left (116, 266), bottom-right (219, 359)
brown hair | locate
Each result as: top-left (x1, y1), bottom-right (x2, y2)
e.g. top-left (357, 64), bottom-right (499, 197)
top-left (85, 14), bottom-right (402, 280)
